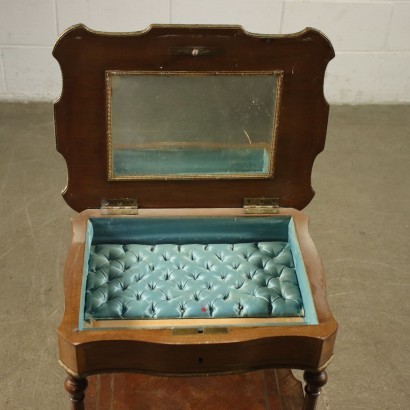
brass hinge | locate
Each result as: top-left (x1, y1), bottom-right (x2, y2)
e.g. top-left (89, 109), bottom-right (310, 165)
top-left (243, 198), bottom-right (279, 214)
top-left (101, 198), bottom-right (138, 215)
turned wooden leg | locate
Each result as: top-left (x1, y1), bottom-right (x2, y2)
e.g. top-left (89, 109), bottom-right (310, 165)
top-left (64, 374), bottom-right (88, 410)
top-left (302, 370), bottom-right (327, 410)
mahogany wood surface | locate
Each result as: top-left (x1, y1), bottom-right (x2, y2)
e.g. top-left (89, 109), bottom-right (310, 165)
top-left (83, 369), bottom-right (303, 410)
top-left (53, 25), bottom-right (334, 212)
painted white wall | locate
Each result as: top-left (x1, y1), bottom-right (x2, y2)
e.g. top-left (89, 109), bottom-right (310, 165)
top-left (0, 0), bottom-right (409, 103)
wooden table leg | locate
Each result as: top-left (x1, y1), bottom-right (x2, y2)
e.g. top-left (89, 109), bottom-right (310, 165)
top-left (64, 374), bottom-right (88, 410)
top-left (302, 370), bottom-right (327, 410)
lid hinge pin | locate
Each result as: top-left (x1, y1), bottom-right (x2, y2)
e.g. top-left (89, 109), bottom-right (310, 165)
top-left (101, 198), bottom-right (138, 215)
top-left (243, 198), bottom-right (279, 214)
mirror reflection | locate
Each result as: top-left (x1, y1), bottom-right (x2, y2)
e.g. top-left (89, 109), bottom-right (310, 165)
top-left (108, 72), bottom-right (280, 179)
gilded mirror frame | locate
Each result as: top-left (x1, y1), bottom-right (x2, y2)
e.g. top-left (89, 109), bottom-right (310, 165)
top-left (106, 70), bottom-right (283, 181)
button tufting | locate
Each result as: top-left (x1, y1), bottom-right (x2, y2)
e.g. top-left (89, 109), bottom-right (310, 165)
top-left (85, 242), bottom-right (303, 320)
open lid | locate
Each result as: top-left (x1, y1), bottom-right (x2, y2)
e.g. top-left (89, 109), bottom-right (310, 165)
top-left (53, 24), bottom-right (334, 212)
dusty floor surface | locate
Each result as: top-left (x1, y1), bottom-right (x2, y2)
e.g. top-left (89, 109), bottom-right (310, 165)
top-left (0, 103), bottom-right (409, 409)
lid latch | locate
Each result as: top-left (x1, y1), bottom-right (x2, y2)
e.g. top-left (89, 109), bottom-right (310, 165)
top-left (243, 198), bottom-right (279, 214)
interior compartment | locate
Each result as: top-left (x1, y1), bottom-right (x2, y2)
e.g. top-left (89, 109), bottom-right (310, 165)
top-left (80, 216), bottom-right (317, 329)
top-left (112, 147), bottom-right (270, 176)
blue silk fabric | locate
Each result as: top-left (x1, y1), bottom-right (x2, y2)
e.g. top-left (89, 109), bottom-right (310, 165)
top-left (85, 241), bottom-right (304, 320)
top-left (113, 148), bottom-right (270, 177)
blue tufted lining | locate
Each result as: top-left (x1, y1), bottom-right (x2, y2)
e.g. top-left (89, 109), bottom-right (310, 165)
top-left (85, 241), bottom-right (304, 320)
top-left (81, 217), bottom-right (318, 326)
top-left (89, 216), bottom-right (290, 245)
top-left (288, 219), bottom-right (317, 325)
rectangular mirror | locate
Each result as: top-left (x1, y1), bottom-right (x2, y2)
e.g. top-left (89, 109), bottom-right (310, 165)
top-left (107, 71), bottom-right (282, 180)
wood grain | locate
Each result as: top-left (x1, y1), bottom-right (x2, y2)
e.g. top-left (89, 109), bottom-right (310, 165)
top-left (53, 25), bottom-right (334, 212)
top-left (84, 369), bottom-right (303, 410)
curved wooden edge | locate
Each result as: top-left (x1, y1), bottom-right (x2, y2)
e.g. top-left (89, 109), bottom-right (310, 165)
top-left (53, 24), bottom-right (334, 51)
top-left (57, 208), bottom-right (337, 376)
top-left (52, 23), bottom-right (334, 112)
top-left (58, 331), bottom-right (337, 378)
top-left (53, 23), bottom-right (334, 116)
top-left (60, 359), bottom-right (333, 380)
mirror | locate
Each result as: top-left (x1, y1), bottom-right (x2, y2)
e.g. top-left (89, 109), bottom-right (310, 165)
top-left (107, 71), bottom-right (281, 180)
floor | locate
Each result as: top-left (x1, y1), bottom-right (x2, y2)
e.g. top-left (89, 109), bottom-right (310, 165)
top-left (0, 104), bottom-right (409, 409)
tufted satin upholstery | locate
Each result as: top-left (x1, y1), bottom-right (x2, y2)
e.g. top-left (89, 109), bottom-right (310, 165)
top-left (85, 242), bottom-right (304, 320)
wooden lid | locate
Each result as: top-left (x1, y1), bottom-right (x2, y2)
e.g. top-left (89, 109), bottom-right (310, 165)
top-left (53, 24), bottom-right (334, 212)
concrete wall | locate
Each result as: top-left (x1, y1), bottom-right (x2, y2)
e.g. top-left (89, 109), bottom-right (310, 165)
top-left (0, 0), bottom-right (409, 103)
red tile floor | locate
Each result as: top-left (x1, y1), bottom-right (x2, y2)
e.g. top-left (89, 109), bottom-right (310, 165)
top-left (84, 369), bottom-right (303, 409)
